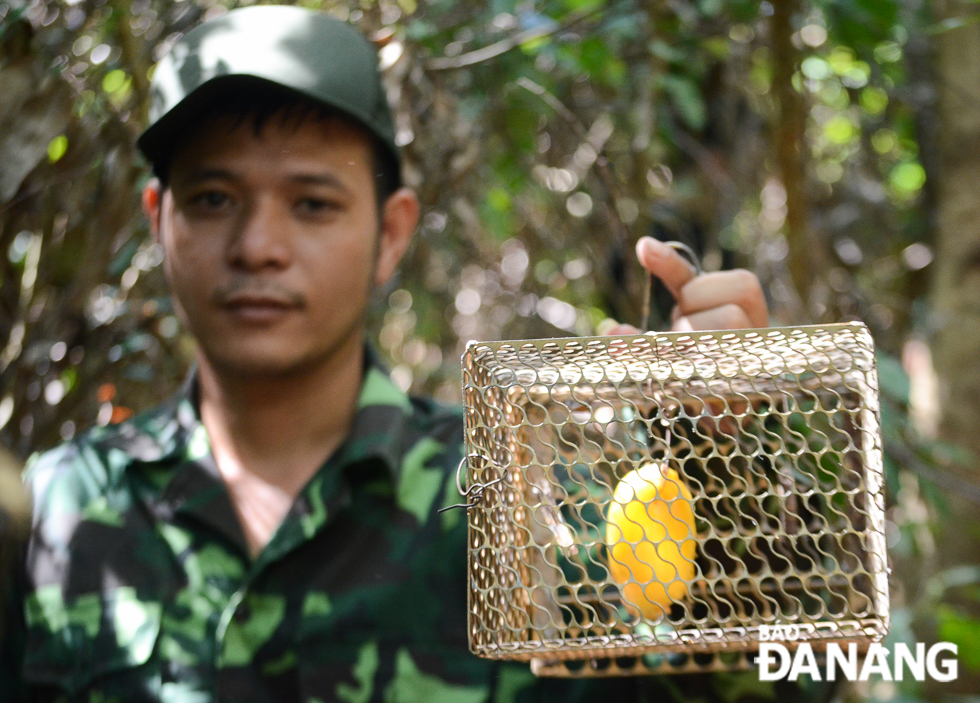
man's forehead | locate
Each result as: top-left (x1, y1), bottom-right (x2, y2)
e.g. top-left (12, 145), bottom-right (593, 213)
top-left (177, 109), bottom-right (372, 155)
top-left (168, 113), bottom-right (373, 181)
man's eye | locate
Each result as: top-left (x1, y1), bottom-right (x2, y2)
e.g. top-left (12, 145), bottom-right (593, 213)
top-left (297, 197), bottom-right (337, 214)
top-left (192, 191), bottom-right (230, 208)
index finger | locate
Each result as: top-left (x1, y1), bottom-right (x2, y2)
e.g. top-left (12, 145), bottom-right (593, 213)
top-left (635, 237), bottom-right (697, 299)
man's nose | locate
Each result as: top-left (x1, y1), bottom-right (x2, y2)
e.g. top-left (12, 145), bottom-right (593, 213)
top-left (227, 196), bottom-right (291, 271)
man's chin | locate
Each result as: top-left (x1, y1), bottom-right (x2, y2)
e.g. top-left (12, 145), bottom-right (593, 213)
top-left (202, 348), bottom-right (325, 380)
top-left (197, 331), bottom-right (364, 380)
top-left (190, 314), bottom-right (367, 381)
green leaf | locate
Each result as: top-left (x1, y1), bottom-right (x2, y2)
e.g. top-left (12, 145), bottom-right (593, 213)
top-left (108, 77), bottom-right (133, 107)
top-left (561, 0), bottom-right (605, 11)
top-left (480, 184), bottom-right (514, 241)
top-left (578, 36), bottom-right (615, 80)
top-left (828, 47), bottom-right (855, 75)
top-left (648, 40), bottom-right (686, 64)
top-left (874, 41), bottom-right (902, 63)
top-left (871, 129), bottom-right (897, 154)
top-left (801, 57), bottom-right (832, 80)
top-left (928, 13), bottom-right (980, 35)
top-left (405, 20), bottom-right (438, 41)
top-left (47, 135), bottom-right (68, 163)
top-left (860, 86), bottom-right (888, 115)
top-left (519, 35), bottom-right (550, 53)
top-left (876, 351), bottom-right (910, 405)
top-left (823, 115), bottom-right (857, 145)
top-left (702, 37), bottom-right (730, 60)
top-left (487, 186), bottom-right (511, 213)
top-left (698, 0), bottom-right (724, 18)
top-left (711, 672), bottom-right (777, 702)
top-left (108, 236), bottom-right (141, 277)
top-left (936, 565), bottom-right (980, 592)
top-left (59, 367), bottom-right (77, 393)
top-left (937, 605), bottom-right (980, 671)
top-left (660, 74), bottom-right (707, 131)
top-left (102, 69), bottom-right (127, 93)
top-left (889, 162), bottom-right (926, 192)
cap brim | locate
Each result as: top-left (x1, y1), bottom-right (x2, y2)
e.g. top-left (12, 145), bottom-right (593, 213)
top-left (137, 74), bottom-right (401, 187)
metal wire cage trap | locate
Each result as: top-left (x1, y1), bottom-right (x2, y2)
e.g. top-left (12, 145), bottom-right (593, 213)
top-left (459, 322), bottom-right (889, 677)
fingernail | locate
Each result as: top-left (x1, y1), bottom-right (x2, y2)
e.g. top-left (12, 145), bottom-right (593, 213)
top-left (638, 237), bottom-right (666, 259)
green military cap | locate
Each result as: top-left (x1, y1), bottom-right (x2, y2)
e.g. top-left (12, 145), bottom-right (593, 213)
top-left (137, 5), bottom-right (400, 183)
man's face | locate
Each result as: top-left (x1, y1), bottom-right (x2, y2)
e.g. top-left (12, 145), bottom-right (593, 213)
top-left (148, 113), bottom-right (410, 378)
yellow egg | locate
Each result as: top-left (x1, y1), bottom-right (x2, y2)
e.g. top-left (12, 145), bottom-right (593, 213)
top-left (605, 461), bottom-right (697, 620)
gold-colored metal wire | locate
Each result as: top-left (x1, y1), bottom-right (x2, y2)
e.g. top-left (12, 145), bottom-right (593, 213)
top-left (459, 323), bottom-right (888, 677)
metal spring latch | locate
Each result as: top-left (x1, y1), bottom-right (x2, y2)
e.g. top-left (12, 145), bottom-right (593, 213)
top-left (438, 456), bottom-right (503, 513)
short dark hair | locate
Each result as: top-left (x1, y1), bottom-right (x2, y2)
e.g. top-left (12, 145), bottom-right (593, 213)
top-left (149, 79), bottom-right (401, 210)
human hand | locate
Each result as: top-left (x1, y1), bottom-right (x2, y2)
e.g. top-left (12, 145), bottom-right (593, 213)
top-left (600, 237), bottom-right (768, 336)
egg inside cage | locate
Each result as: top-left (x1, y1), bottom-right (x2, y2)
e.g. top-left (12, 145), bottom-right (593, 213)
top-left (458, 323), bottom-right (889, 677)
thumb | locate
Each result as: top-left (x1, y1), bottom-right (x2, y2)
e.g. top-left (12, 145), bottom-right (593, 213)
top-left (635, 237), bottom-right (697, 298)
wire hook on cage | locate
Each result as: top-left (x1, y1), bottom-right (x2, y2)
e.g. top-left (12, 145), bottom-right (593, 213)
top-left (642, 400), bottom-right (680, 461)
top-left (640, 240), bottom-right (704, 333)
top-left (438, 454), bottom-right (503, 513)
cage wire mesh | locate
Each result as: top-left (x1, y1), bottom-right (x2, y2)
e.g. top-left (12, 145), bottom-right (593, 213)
top-left (459, 323), bottom-right (889, 677)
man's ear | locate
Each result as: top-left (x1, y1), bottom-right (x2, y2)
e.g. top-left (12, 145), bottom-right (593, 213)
top-left (374, 187), bottom-right (420, 287)
top-left (142, 178), bottom-right (163, 242)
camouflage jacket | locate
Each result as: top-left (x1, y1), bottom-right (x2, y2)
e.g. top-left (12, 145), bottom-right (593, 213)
top-left (2, 352), bottom-right (824, 703)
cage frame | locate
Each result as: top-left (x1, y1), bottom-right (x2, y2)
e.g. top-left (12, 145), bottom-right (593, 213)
top-left (459, 322), bottom-right (890, 676)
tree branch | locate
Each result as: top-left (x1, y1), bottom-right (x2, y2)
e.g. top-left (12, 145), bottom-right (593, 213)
top-left (771, 0), bottom-right (811, 308)
top-left (426, 9), bottom-right (600, 71)
top-left (112, 0), bottom-right (150, 124)
top-left (515, 77), bottom-right (642, 325)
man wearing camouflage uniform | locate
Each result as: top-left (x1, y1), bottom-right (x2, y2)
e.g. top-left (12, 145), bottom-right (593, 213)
top-left (1, 6), bottom-right (787, 701)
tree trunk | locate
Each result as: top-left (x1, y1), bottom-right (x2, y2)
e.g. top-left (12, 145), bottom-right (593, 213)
top-left (926, 1), bottom-right (980, 698)
top-left (771, 0), bottom-right (811, 309)
top-left (932, 6), bottom-right (980, 463)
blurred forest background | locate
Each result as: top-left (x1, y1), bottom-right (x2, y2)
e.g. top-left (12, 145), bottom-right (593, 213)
top-left (2, 0), bottom-right (980, 699)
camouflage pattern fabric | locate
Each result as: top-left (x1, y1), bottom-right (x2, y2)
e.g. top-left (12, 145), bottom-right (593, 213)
top-left (1, 448), bottom-right (28, 672)
top-left (1, 351), bottom-right (828, 703)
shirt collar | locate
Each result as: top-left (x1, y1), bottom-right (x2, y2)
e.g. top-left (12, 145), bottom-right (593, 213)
top-left (118, 345), bottom-right (414, 484)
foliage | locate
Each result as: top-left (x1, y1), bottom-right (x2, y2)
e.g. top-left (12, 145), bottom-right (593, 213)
top-left (2, 0), bottom-right (979, 699)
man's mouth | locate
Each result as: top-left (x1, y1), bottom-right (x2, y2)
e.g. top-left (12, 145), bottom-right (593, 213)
top-left (218, 290), bottom-right (304, 324)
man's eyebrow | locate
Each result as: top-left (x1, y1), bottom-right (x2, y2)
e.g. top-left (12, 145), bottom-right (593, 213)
top-left (289, 173), bottom-right (349, 190)
top-left (182, 168), bottom-right (236, 183)
top-left (177, 170), bottom-right (351, 191)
